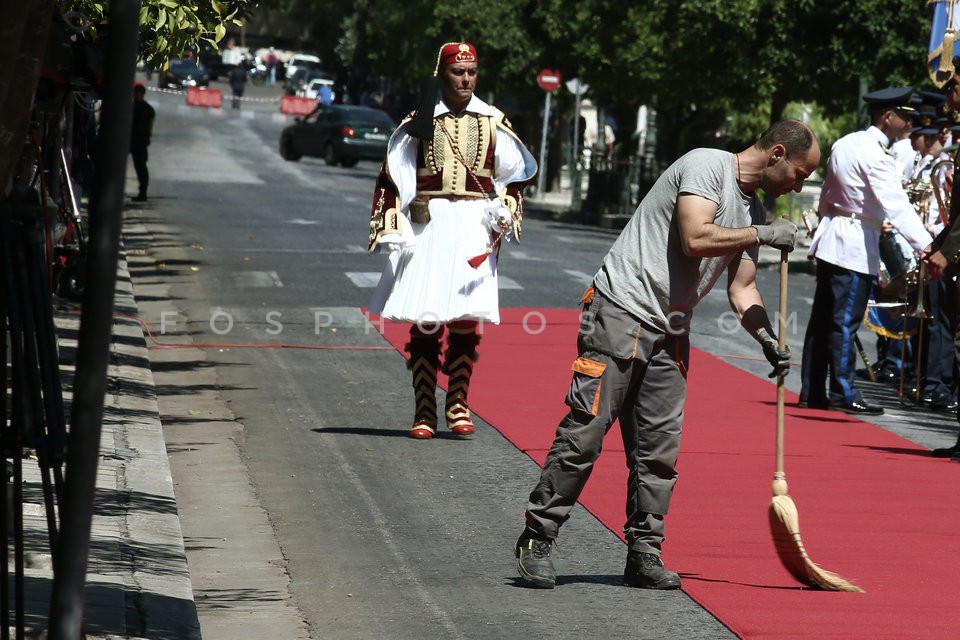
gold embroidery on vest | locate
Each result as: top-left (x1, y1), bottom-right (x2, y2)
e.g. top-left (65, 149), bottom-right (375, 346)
top-left (418, 114), bottom-right (494, 197)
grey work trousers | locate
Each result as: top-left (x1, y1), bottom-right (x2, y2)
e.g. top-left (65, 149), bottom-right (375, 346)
top-left (524, 290), bottom-right (688, 555)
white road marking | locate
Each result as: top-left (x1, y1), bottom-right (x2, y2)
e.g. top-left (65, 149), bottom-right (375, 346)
top-left (498, 276), bottom-right (522, 290)
top-left (564, 269), bottom-right (594, 285)
top-left (345, 272), bottom-right (382, 288)
top-left (234, 270), bottom-right (283, 287)
top-left (308, 307), bottom-right (371, 328)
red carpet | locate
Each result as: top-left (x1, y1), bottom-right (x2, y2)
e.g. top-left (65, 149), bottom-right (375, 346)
top-left (374, 308), bottom-right (960, 639)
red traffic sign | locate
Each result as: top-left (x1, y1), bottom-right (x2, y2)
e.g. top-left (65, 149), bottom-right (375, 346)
top-left (537, 69), bottom-right (562, 92)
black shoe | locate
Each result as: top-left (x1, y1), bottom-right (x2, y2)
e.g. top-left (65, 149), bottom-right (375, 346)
top-left (861, 363), bottom-right (897, 383)
top-left (921, 392), bottom-right (954, 412)
top-left (132, 193), bottom-right (147, 202)
top-left (831, 400), bottom-right (884, 416)
top-left (932, 443), bottom-right (960, 458)
top-left (515, 532), bottom-right (555, 589)
top-left (623, 552), bottom-right (681, 590)
top-left (874, 368), bottom-right (898, 383)
top-left (797, 398), bottom-right (829, 409)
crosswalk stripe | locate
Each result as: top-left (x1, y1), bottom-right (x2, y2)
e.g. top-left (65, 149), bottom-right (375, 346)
top-left (346, 272), bottom-right (382, 288)
top-left (233, 270), bottom-right (283, 287)
top-left (563, 269), bottom-right (594, 285)
top-left (308, 307), bottom-right (371, 328)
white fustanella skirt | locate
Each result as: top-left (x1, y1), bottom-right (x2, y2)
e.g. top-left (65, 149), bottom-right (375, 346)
top-left (368, 198), bottom-right (501, 325)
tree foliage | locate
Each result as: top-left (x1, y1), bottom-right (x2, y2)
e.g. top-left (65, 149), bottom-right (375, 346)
top-left (97, 0), bottom-right (935, 164)
top-left (59, 0), bottom-right (256, 66)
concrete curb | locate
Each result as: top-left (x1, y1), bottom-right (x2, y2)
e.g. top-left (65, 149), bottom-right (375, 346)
top-left (17, 252), bottom-right (198, 638)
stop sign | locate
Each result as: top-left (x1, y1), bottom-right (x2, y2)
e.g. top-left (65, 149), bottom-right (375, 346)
top-left (537, 69), bottom-right (562, 92)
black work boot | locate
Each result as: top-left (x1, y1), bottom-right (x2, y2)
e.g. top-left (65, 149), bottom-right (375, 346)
top-left (932, 431), bottom-right (960, 458)
top-left (623, 551), bottom-right (681, 590)
top-left (515, 532), bottom-right (556, 589)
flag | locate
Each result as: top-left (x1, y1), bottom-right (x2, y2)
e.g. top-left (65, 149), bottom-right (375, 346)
top-left (929, 0), bottom-right (960, 86)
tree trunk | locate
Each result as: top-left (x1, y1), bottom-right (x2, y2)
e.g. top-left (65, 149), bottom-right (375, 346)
top-left (0, 2), bottom-right (55, 195)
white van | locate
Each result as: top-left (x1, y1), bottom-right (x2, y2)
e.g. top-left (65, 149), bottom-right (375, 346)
top-left (286, 54), bottom-right (321, 79)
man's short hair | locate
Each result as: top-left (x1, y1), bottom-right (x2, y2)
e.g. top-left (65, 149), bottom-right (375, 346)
top-left (756, 120), bottom-right (815, 158)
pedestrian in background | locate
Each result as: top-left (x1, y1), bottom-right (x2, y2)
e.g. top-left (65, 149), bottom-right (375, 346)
top-left (264, 47), bottom-right (278, 86)
top-left (515, 120), bottom-right (819, 590)
top-left (130, 82), bottom-right (154, 202)
top-left (366, 41), bottom-right (537, 440)
top-left (229, 64), bottom-right (247, 110)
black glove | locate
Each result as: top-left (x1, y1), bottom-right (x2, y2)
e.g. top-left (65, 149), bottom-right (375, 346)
top-left (758, 328), bottom-right (791, 379)
top-left (753, 217), bottom-right (799, 252)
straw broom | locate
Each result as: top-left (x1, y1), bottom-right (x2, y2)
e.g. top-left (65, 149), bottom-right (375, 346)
top-left (768, 249), bottom-right (863, 592)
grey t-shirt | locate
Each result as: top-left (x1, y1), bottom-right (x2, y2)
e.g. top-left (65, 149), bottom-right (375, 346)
top-left (593, 148), bottom-right (764, 335)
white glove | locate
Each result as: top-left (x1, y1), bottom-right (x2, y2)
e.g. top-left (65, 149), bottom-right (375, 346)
top-left (377, 233), bottom-right (405, 254)
top-left (484, 203), bottom-right (514, 241)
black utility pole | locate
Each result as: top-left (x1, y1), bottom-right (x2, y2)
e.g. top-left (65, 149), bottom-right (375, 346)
top-left (48, 1), bottom-right (140, 637)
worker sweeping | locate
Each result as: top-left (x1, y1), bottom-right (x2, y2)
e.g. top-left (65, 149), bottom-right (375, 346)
top-left (514, 121), bottom-right (820, 589)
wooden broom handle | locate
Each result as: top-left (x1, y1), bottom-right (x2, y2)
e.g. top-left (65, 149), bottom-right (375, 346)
top-left (773, 249), bottom-right (789, 496)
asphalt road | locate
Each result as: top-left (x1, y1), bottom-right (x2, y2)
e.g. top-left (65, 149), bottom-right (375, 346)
top-left (125, 78), bottom-right (959, 640)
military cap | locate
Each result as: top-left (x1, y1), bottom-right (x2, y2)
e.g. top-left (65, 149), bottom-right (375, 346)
top-left (862, 87), bottom-right (916, 111)
top-left (917, 90), bottom-right (947, 108)
top-left (909, 104), bottom-right (941, 135)
top-left (914, 117), bottom-right (940, 136)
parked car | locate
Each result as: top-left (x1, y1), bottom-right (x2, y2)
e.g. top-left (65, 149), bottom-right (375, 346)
top-left (284, 67), bottom-right (332, 96)
top-left (279, 105), bottom-right (396, 167)
top-left (158, 58), bottom-right (210, 89)
top-left (285, 54), bottom-right (321, 81)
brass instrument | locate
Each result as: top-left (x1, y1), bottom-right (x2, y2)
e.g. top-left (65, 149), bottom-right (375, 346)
top-left (893, 176), bottom-right (936, 404)
top-left (906, 262), bottom-right (931, 320)
top-left (931, 159), bottom-right (953, 224)
top-left (905, 176), bottom-right (934, 212)
top-left (931, 143), bottom-right (959, 224)
top-left (895, 258), bottom-right (930, 406)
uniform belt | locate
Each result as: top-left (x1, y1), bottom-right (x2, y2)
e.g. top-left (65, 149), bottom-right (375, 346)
top-left (414, 193), bottom-right (489, 204)
top-left (408, 194), bottom-right (490, 223)
top-left (824, 205), bottom-right (884, 231)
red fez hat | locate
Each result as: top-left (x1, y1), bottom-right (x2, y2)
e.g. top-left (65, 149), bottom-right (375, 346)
top-left (434, 42), bottom-right (477, 73)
